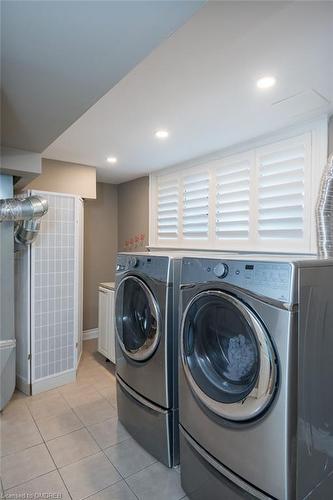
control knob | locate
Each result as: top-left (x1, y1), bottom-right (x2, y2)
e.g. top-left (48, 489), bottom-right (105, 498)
top-left (213, 263), bottom-right (228, 279)
top-left (129, 256), bottom-right (138, 268)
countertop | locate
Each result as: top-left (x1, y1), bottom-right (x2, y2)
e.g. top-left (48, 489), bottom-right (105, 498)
top-left (99, 282), bottom-right (115, 291)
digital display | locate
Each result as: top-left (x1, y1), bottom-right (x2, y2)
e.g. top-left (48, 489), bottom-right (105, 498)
top-left (245, 264), bottom-right (254, 270)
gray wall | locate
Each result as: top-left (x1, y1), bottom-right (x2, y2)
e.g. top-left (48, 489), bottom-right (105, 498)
top-left (118, 176), bottom-right (149, 252)
top-left (83, 182), bottom-right (118, 331)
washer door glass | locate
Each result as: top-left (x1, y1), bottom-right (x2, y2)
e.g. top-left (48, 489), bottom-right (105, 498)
top-left (115, 276), bottom-right (160, 362)
top-left (182, 291), bottom-right (277, 421)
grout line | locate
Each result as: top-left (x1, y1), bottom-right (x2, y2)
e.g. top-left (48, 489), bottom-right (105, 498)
top-left (81, 478), bottom-right (124, 500)
top-left (26, 403), bottom-right (74, 500)
top-left (123, 459), bottom-right (158, 481)
top-left (3, 469), bottom-right (58, 493)
top-left (57, 450), bottom-right (103, 472)
top-left (0, 439), bottom-right (44, 459)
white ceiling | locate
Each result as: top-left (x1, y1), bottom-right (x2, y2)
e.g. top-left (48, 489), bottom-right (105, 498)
top-left (44, 1), bottom-right (333, 184)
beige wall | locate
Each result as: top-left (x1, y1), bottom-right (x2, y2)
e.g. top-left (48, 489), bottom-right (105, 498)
top-left (83, 182), bottom-right (118, 331)
top-left (27, 158), bottom-right (96, 198)
top-left (118, 176), bottom-right (149, 252)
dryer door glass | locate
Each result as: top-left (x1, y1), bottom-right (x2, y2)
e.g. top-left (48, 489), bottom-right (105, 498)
top-left (181, 291), bottom-right (277, 421)
top-left (115, 276), bottom-right (160, 362)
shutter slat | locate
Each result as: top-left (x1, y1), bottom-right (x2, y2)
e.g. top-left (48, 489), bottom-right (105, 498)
top-left (258, 143), bottom-right (306, 240)
top-left (260, 167), bottom-right (304, 187)
top-left (183, 173), bottom-right (209, 239)
top-left (157, 177), bottom-right (179, 239)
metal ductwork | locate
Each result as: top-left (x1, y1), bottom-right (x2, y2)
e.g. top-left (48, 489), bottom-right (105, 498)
top-left (316, 154), bottom-right (333, 258)
top-left (0, 195), bottom-right (48, 245)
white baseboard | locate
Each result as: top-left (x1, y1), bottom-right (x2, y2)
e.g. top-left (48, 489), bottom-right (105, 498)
top-left (83, 328), bottom-right (99, 340)
top-left (31, 369), bottom-right (76, 395)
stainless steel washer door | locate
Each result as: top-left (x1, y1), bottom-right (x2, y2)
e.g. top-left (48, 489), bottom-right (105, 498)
top-left (181, 290), bottom-right (277, 421)
top-left (115, 276), bottom-right (161, 362)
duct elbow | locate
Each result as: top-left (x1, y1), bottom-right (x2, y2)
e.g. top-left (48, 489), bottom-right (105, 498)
top-left (316, 154), bottom-right (333, 258)
top-left (0, 195), bottom-right (48, 246)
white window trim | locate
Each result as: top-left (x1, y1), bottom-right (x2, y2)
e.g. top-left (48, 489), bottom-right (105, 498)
top-left (149, 116), bottom-right (328, 254)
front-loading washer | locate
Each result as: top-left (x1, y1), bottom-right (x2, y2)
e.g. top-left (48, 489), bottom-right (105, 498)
top-left (179, 255), bottom-right (333, 499)
top-left (115, 252), bottom-right (181, 467)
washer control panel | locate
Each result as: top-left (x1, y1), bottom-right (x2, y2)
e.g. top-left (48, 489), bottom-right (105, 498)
top-left (116, 254), bottom-right (169, 282)
top-left (182, 257), bottom-right (293, 303)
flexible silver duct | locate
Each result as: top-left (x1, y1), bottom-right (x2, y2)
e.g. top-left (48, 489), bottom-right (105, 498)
top-left (0, 195), bottom-right (48, 245)
top-left (316, 154), bottom-right (333, 258)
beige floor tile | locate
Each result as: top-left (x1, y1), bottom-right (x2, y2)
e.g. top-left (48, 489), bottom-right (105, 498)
top-left (59, 381), bottom-right (92, 395)
top-left (86, 480), bottom-right (137, 500)
top-left (76, 374), bottom-right (98, 386)
top-left (0, 399), bottom-right (31, 424)
top-left (97, 386), bottom-right (117, 407)
top-left (74, 399), bottom-right (117, 426)
top-left (27, 392), bottom-right (70, 422)
top-left (81, 339), bottom-right (97, 354)
top-left (0, 415), bottom-right (43, 457)
top-left (5, 470), bottom-right (70, 499)
top-left (62, 386), bottom-right (104, 408)
top-left (105, 438), bottom-right (156, 478)
top-left (60, 452), bottom-right (121, 500)
top-left (0, 443), bottom-right (55, 490)
top-left (11, 389), bottom-right (29, 401)
top-left (93, 377), bottom-right (116, 392)
top-left (46, 428), bottom-right (100, 468)
top-left (126, 462), bottom-right (185, 500)
top-left (37, 409), bottom-right (83, 441)
top-left (28, 388), bottom-right (60, 402)
top-left (88, 418), bottom-right (130, 450)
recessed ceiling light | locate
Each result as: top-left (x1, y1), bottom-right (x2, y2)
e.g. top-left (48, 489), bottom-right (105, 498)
top-left (106, 156), bottom-right (117, 164)
top-left (256, 76), bottom-right (276, 89)
top-left (155, 129), bottom-right (169, 139)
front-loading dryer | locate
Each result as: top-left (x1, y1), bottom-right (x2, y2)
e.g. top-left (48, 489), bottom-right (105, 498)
top-left (115, 252), bottom-right (181, 467)
top-left (179, 255), bottom-right (333, 499)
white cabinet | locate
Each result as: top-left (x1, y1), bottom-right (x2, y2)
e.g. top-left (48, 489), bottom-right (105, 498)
top-left (98, 284), bottom-right (115, 363)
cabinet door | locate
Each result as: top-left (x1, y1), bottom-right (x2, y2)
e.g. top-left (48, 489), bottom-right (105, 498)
top-left (98, 288), bottom-right (109, 358)
top-left (108, 291), bottom-right (116, 364)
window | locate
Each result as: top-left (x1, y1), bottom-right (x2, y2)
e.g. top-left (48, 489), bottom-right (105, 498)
top-left (150, 120), bottom-right (327, 253)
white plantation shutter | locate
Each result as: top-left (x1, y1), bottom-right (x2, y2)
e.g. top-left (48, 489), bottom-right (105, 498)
top-left (183, 172), bottom-right (210, 239)
top-left (151, 123), bottom-right (324, 252)
top-left (216, 158), bottom-right (251, 239)
top-left (157, 176), bottom-right (179, 239)
top-left (257, 139), bottom-right (308, 240)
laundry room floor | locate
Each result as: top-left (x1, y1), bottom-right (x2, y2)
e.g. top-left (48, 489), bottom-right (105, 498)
top-left (0, 340), bottom-right (187, 500)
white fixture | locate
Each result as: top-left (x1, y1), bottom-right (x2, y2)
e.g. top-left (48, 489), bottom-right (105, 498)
top-left (155, 129), bottom-right (169, 139)
top-left (107, 156), bottom-right (117, 164)
top-left (98, 282), bottom-right (116, 363)
top-left (256, 76), bottom-right (276, 89)
top-left (15, 191), bottom-right (84, 395)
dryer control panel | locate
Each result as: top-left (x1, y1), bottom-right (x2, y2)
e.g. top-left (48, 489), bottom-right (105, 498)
top-left (181, 257), bottom-right (293, 304)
